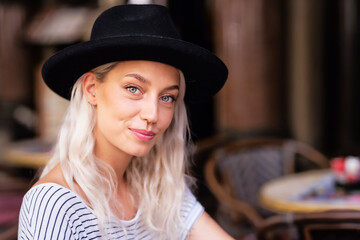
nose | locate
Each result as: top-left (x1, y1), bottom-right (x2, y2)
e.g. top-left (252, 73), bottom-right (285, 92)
top-left (140, 96), bottom-right (158, 125)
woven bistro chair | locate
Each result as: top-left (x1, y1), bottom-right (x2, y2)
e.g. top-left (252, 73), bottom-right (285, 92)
top-left (204, 137), bottom-right (329, 239)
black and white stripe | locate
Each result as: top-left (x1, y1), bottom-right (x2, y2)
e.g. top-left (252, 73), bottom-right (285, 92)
top-left (18, 183), bottom-right (203, 239)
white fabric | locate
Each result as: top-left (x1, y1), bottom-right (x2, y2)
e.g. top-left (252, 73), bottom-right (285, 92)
top-left (18, 183), bottom-right (204, 239)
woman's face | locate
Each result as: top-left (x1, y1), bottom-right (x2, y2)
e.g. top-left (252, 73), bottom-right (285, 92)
top-left (88, 60), bottom-right (180, 160)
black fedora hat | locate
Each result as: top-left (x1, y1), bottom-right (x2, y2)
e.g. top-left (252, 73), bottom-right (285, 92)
top-left (41, 4), bottom-right (228, 103)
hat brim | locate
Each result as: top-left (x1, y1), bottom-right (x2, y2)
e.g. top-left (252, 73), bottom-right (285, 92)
top-left (42, 35), bottom-right (228, 103)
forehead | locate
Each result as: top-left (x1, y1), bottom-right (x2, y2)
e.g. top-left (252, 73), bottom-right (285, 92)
top-left (107, 60), bottom-right (180, 85)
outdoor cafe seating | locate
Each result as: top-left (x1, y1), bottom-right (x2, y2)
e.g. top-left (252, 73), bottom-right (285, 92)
top-left (203, 137), bottom-right (331, 239)
top-left (203, 136), bottom-right (360, 240)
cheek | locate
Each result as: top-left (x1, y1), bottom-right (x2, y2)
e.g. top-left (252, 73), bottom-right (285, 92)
top-left (159, 108), bottom-right (175, 132)
top-left (96, 97), bottom-right (139, 129)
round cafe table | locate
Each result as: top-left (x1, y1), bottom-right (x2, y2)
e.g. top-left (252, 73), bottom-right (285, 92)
top-left (259, 169), bottom-right (360, 213)
top-left (1, 138), bottom-right (51, 168)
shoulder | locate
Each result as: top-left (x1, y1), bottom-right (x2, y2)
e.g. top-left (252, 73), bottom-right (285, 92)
top-left (21, 183), bottom-right (81, 212)
top-left (179, 187), bottom-right (204, 238)
top-left (181, 187), bottom-right (203, 216)
top-left (21, 183), bottom-right (71, 217)
top-left (20, 183), bottom-right (87, 224)
top-left (180, 188), bottom-right (234, 240)
top-left (33, 163), bottom-right (69, 188)
top-left (19, 183), bottom-right (97, 239)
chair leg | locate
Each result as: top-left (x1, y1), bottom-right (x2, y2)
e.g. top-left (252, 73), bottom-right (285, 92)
top-left (0, 224), bottom-right (18, 240)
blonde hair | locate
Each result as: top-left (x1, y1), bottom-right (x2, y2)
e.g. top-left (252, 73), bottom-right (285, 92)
top-left (41, 62), bottom-right (192, 239)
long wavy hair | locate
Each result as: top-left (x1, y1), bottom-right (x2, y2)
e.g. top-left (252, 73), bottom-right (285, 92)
top-left (40, 61), bottom-right (193, 239)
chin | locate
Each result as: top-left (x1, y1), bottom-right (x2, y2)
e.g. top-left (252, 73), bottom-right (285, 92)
top-left (129, 146), bottom-right (154, 158)
top-left (132, 151), bottom-right (151, 158)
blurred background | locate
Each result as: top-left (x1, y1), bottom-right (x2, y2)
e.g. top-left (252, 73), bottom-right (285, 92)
top-left (0, 0), bottom-right (359, 239)
top-left (1, 0), bottom-right (360, 157)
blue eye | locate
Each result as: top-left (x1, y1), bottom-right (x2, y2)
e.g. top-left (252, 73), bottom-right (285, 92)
top-left (127, 86), bottom-right (139, 94)
top-left (161, 95), bottom-right (175, 103)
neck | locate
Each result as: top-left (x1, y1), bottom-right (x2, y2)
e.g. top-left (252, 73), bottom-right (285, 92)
top-left (94, 141), bottom-right (133, 184)
top-left (93, 142), bottom-right (139, 218)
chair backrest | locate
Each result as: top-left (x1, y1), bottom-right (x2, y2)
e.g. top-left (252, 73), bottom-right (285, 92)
top-left (204, 138), bottom-right (329, 229)
top-left (215, 139), bottom-right (285, 218)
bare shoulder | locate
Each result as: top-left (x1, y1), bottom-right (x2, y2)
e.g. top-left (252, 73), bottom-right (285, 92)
top-left (33, 163), bottom-right (69, 189)
top-left (189, 211), bottom-right (235, 240)
top-left (33, 163), bottom-right (90, 203)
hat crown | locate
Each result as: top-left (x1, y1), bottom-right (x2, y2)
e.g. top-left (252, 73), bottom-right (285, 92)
top-left (42, 4), bottom-right (228, 102)
top-left (91, 4), bottom-right (181, 41)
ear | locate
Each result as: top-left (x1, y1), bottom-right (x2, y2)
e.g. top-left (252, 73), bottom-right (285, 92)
top-left (82, 72), bottom-right (98, 105)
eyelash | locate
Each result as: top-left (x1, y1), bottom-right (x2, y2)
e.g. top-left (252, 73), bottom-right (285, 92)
top-left (160, 95), bottom-right (176, 103)
top-left (126, 86), bottom-right (140, 94)
top-left (125, 85), bottom-right (177, 103)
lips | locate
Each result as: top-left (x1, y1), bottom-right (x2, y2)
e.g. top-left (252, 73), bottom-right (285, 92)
top-left (129, 128), bottom-right (156, 141)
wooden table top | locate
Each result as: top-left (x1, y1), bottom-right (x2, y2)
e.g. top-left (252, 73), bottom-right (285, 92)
top-left (2, 138), bottom-right (51, 168)
top-left (259, 169), bottom-right (360, 213)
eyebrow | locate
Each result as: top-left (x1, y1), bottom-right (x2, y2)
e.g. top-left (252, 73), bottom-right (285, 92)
top-left (125, 73), bottom-right (180, 91)
top-left (125, 73), bottom-right (148, 83)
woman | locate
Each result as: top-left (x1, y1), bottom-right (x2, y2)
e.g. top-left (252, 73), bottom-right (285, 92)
top-left (18, 4), bottom-right (233, 240)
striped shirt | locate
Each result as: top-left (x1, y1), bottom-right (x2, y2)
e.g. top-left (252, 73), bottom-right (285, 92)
top-left (18, 183), bottom-right (204, 239)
